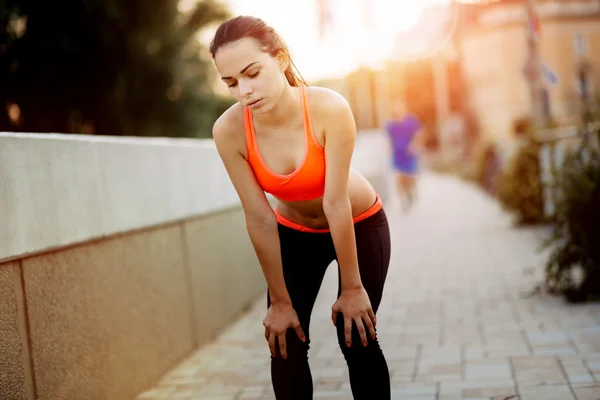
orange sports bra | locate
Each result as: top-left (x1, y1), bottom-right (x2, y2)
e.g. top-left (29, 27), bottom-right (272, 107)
top-left (243, 86), bottom-right (326, 202)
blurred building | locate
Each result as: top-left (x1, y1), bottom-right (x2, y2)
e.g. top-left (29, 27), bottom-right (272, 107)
top-left (459, 0), bottom-right (600, 142)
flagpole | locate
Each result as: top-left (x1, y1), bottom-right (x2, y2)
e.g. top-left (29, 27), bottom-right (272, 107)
top-left (524, 0), bottom-right (548, 128)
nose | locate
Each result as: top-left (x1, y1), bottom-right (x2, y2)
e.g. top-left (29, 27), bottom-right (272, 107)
top-left (238, 80), bottom-right (253, 97)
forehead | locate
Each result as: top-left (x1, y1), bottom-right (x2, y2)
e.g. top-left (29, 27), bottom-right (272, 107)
top-left (214, 37), bottom-right (269, 77)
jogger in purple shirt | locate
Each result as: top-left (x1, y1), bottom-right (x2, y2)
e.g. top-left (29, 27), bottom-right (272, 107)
top-left (385, 101), bottom-right (425, 211)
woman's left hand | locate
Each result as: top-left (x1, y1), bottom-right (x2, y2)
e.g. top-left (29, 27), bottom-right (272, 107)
top-left (331, 286), bottom-right (377, 347)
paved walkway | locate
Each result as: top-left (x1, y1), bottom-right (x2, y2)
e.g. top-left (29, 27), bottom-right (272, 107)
top-left (136, 172), bottom-right (600, 400)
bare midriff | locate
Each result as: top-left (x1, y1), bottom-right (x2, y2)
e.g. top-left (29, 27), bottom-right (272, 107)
top-left (274, 169), bottom-right (381, 233)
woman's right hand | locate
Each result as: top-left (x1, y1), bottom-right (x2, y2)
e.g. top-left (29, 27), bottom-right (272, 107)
top-left (263, 302), bottom-right (306, 359)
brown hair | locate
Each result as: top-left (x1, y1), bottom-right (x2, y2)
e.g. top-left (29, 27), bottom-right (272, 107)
top-left (210, 16), bottom-right (307, 87)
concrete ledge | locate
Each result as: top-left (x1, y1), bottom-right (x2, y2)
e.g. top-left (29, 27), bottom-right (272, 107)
top-left (0, 132), bottom-right (239, 263)
top-left (0, 262), bottom-right (32, 400)
top-left (22, 225), bottom-right (194, 400)
top-left (184, 207), bottom-right (266, 345)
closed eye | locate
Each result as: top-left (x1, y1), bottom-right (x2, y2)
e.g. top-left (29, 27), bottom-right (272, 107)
top-left (226, 70), bottom-right (260, 88)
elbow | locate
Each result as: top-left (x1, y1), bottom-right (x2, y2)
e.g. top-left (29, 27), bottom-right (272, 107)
top-left (245, 211), bottom-right (277, 231)
top-left (322, 196), bottom-right (351, 218)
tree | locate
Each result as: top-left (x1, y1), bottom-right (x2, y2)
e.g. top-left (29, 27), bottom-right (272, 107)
top-left (543, 114), bottom-right (600, 303)
top-left (0, 0), bottom-right (233, 138)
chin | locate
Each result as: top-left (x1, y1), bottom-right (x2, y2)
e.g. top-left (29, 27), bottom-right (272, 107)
top-left (254, 100), bottom-right (274, 114)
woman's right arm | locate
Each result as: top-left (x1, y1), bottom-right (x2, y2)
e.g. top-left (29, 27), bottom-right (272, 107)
top-left (212, 113), bottom-right (291, 305)
top-left (213, 113), bottom-right (306, 359)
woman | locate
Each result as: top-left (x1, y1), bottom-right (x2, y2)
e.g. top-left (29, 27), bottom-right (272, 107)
top-left (210, 16), bottom-right (391, 399)
top-left (385, 100), bottom-right (425, 211)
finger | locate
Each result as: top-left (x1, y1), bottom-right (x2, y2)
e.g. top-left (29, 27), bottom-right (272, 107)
top-left (362, 313), bottom-right (376, 341)
top-left (331, 305), bottom-right (338, 327)
top-left (278, 332), bottom-right (287, 359)
top-left (293, 321), bottom-right (306, 342)
top-left (264, 326), bottom-right (269, 342)
top-left (355, 317), bottom-right (368, 346)
top-left (268, 332), bottom-right (276, 358)
top-left (368, 308), bottom-right (377, 327)
top-left (344, 316), bottom-right (353, 347)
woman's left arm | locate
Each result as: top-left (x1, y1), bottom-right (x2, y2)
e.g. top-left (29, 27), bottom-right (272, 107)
top-left (319, 90), bottom-right (376, 348)
top-left (321, 95), bottom-right (360, 289)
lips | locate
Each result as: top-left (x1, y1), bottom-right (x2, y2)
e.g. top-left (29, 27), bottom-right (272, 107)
top-left (247, 98), bottom-right (262, 107)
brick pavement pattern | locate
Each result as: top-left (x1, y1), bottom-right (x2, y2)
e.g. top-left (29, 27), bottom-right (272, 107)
top-left (136, 172), bottom-right (600, 400)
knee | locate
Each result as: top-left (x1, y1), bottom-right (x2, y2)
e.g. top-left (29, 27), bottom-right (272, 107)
top-left (335, 318), bottom-right (382, 359)
top-left (271, 333), bottom-right (310, 362)
top-left (337, 334), bottom-right (382, 360)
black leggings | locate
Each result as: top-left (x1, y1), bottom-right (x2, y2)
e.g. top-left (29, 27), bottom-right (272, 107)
top-left (267, 208), bottom-right (391, 399)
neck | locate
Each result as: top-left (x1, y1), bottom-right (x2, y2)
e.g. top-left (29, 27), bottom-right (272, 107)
top-left (253, 84), bottom-right (300, 127)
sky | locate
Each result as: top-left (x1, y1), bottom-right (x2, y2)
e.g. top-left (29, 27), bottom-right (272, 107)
top-left (181, 0), bottom-right (453, 82)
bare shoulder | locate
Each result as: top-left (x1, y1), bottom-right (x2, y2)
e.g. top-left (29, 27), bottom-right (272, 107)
top-left (305, 86), bottom-right (355, 142)
top-left (306, 86), bottom-right (352, 118)
top-left (212, 102), bottom-right (246, 156)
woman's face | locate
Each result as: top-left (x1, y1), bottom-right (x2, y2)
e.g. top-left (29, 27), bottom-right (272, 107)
top-left (214, 37), bottom-right (287, 114)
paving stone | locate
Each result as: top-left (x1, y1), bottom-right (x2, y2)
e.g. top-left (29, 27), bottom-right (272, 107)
top-left (237, 394), bottom-right (264, 400)
top-left (385, 346), bottom-right (419, 360)
top-left (518, 384), bottom-right (576, 400)
top-left (390, 397), bottom-right (435, 400)
top-left (512, 356), bottom-right (567, 385)
top-left (462, 386), bottom-right (518, 398)
top-left (464, 360), bottom-right (512, 380)
top-left (588, 360), bottom-right (600, 373)
top-left (532, 345), bottom-right (578, 356)
top-left (389, 360), bottom-right (417, 376)
top-left (571, 383), bottom-right (600, 400)
top-left (389, 382), bottom-right (436, 397)
top-left (463, 345), bottom-right (487, 360)
top-left (312, 390), bottom-right (352, 399)
top-left (526, 331), bottom-right (570, 345)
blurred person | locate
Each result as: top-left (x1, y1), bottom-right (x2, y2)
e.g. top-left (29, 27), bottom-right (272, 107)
top-left (384, 100), bottom-right (425, 211)
top-left (210, 16), bottom-right (391, 400)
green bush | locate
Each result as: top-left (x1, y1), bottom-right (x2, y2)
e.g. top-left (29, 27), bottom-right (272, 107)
top-left (496, 138), bottom-right (546, 225)
top-left (543, 124), bottom-right (600, 302)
